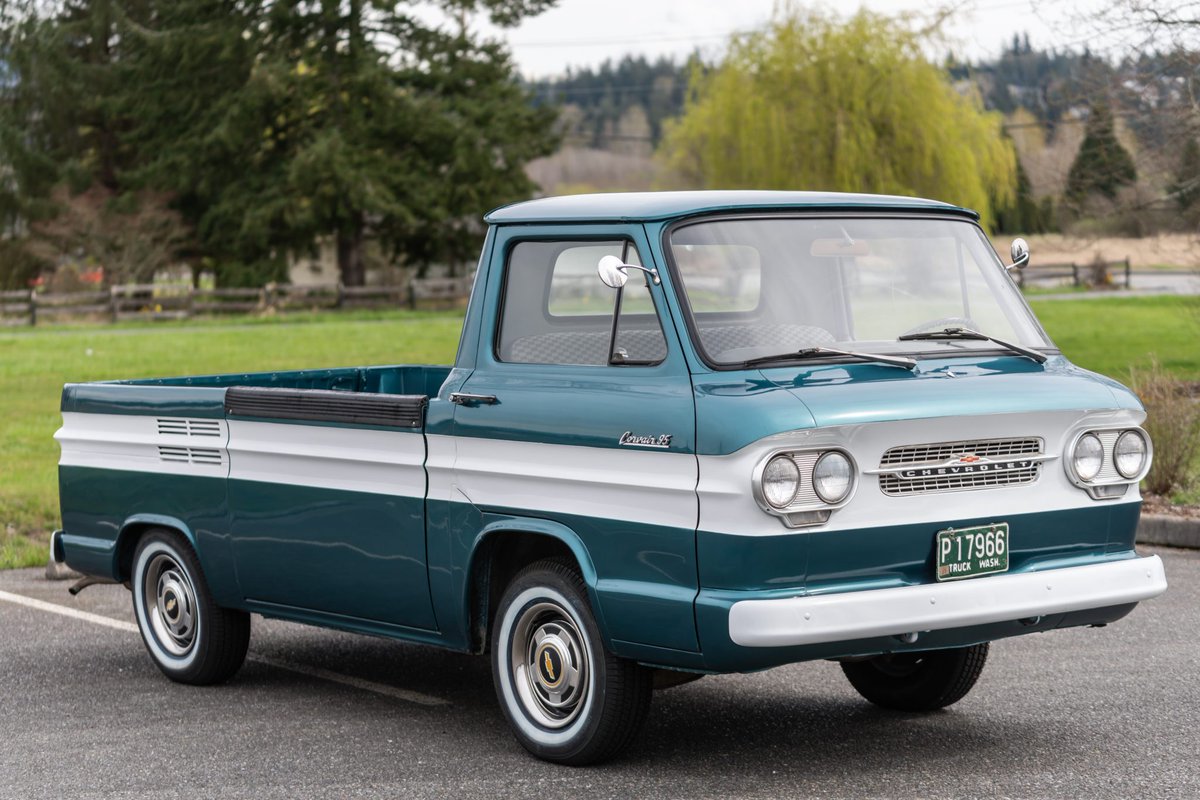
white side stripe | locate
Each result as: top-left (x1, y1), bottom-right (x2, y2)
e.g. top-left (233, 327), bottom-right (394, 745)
top-left (226, 419), bottom-right (425, 497)
top-left (436, 434), bottom-right (698, 531)
top-left (0, 589), bottom-right (448, 707)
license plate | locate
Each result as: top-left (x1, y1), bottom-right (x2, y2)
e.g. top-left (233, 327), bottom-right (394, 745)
top-left (935, 523), bottom-right (1009, 582)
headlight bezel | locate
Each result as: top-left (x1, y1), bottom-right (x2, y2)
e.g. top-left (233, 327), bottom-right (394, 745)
top-left (1114, 429), bottom-right (1148, 479)
top-left (812, 450), bottom-right (854, 504)
top-left (1064, 426), bottom-right (1153, 498)
top-left (761, 453), bottom-right (801, 509)
top-left (1072, 432), bottom-right (1104, 482)
top-left (752, 447), bottom-right (858, 527)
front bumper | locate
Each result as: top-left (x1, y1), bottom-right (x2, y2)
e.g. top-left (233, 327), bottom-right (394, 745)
top-left (729, 555), bottom-right (1167, 647)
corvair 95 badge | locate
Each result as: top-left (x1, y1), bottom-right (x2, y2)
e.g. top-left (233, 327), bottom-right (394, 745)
top-left (618, 431), bottom-right (673, 448)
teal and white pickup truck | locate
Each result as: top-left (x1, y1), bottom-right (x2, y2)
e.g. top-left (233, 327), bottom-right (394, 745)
top-left (53, 191), bottom-right (1168, 765)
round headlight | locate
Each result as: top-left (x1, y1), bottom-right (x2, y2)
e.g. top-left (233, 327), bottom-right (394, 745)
top-left (813, 451), bottom-right (853, 504)
top-left (1114, 430), bottom-right (1147, 479)
top-left (761, 455), bottom-right (801, 508)
top-left (1073, 433), bottom-right (1104, 482)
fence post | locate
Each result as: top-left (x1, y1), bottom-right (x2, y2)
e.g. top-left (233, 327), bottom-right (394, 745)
top-left (1124, 257), bottom-right (1131, 289)
top-left (28, 289), bottom-right (36, 327)
top-left (109, 285), bottom-right (119, 323)
top-left (336, 282), bottom-right (345, 309)
top-left (1071, 263), bottom-right (1079, 287)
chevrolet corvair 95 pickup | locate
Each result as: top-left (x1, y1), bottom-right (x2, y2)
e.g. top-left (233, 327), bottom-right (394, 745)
top-left (53, 191), bottom-right (1168, 764)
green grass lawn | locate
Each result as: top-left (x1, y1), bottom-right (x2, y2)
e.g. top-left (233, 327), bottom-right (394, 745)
top-left (1028, 296), bottom-right (1200, 382)
top-left (2, 295), bottom-right (1197, 569)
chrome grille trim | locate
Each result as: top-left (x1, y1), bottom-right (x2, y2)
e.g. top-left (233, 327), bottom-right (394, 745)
top-left (880, 466), bottom-right (1041, 495)
top-left (877, 437), bottom-right (1044, 496)
top-left (879, 437), bottom-right (1042, 466)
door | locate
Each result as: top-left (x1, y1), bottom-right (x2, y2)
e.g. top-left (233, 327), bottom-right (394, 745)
top-left (449, 225), bottom-right (701, 652)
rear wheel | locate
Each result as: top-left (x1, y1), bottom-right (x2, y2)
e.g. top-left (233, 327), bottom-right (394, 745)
top-left (490, 559), bottom-right (652, 765)
top-left (841, 643), bottom-right (989, 711)
top-left (131, 529), bottom-right (250, 685)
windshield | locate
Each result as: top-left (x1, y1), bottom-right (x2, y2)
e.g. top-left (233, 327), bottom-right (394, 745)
top-left (668, 216), bottom-right (1052, 366)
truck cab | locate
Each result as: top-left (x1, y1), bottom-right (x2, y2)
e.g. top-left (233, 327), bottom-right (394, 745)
top-left (54, 191), bottom-right (1167, 765)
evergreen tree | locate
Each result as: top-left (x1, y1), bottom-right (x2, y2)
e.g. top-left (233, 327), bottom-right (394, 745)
top-left (993, 158), bottom-right (1051, 234)
top-left (122, 0), bottom-right (559, 284)
top-left (0, 0), bottom-right (559, 286)
top-left (1065, 103), bottom-right (1137, 204)
top-left (1170, 138), bottom-right (1200, 212)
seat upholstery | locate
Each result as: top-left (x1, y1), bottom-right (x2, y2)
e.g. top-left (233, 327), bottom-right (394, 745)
top-left (506, 323), bottom-right (835, 365)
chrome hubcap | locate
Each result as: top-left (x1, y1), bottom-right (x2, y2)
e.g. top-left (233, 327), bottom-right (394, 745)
top-left (142, 554), bottom-right (197, 657)
top-left (510, 601), bottom-right (589, 729)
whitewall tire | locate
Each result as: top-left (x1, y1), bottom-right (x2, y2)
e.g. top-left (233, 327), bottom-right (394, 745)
top-left (491, 559), bottom-right (652, 765)
top-left (131, 529), bottom-right (250, 685)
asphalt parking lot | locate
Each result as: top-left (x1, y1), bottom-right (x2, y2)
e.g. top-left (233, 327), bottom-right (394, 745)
top-left (1, 545), bottom-right (1196, 800)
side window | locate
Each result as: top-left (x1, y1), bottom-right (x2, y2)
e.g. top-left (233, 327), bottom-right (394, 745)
top-left (497, 240), bottom-right (668, 366)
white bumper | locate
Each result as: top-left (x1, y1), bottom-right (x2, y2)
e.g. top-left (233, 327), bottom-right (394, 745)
top-left (728, 555), bottom-right (1167, 647)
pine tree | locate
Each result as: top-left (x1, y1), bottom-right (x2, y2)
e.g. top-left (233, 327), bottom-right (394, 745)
top-left (1170, 138), bottom-right (1200, 213)
top-left (0, 0), bottom-right (560, 287)
top-left (122, 0), bottom-right (559, 285)
top-left (1065, 103), bottom-right (1137, 204)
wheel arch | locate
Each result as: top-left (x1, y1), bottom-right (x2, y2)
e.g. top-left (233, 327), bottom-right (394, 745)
top-left (464, 517), bottom-right (608, 654)
top-left (114, 514), bottom-right (197, 583)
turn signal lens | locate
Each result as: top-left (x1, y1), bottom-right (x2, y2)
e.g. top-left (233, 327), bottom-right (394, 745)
top-left (813, 451), bottom-right (853, 504)
top-left (1114, 430), bottom-right (1147, 479)
top-left (1073, 433), bottom-right (1104, 481)
top-left (762, 455), bottom-right (801, 508)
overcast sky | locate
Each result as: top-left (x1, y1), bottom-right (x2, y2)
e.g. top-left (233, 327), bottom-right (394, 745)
top-left (467, 0), bottom-right (1120, 79)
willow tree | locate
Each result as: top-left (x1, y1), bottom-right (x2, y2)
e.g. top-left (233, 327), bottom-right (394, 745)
top-left (659, 10), bottom-right (1017, 228)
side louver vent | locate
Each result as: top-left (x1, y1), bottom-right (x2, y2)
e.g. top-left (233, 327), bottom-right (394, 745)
top-left (157, 418), bottom-right (222, 437)
top-left (158, 446), bottom-right (223, 466)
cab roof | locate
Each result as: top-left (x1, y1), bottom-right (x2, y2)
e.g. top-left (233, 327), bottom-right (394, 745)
top-left (484, 190), bottom-right (978, 224)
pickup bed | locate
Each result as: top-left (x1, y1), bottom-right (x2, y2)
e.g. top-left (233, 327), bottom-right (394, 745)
top-left (54, 190), bottom-right (1168, 765)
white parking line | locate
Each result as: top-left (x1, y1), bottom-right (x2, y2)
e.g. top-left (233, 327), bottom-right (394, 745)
top-left (0, 588), bottom-right (449, 707)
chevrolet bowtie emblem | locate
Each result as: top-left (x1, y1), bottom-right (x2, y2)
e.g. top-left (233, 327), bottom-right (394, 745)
top-left (543, 651), bottom-right (555, 682)
top-left (958, 455), bottom-right (982, 463)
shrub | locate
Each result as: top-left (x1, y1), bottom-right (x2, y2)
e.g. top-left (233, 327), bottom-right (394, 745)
top-left (1130, 359), bottom-right (1200, 496)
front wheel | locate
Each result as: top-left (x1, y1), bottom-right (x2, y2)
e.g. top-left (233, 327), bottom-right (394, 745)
top-left (131, 529), bottom-right (250, 685)
top-left (491, 559), bottom-right (652, 765)
top-left (840, 643), bottom-right (989, 712)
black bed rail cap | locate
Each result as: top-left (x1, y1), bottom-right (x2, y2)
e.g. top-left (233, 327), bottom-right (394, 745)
top-left (224, 386), bottom-right (427, 429)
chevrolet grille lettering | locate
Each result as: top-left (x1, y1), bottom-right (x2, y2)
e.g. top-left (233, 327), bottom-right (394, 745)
top-left (895, 459), bottom-right (1035, 480)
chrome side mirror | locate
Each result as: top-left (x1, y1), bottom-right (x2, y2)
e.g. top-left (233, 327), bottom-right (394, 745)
top-left (597, 255), bottom-right (660, 288)
top-left (1008, 238), bottom-right (1030, 271)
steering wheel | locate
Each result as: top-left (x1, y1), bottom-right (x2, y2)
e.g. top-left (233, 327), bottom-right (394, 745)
top-left (900, 316), bottom-right (979, 337)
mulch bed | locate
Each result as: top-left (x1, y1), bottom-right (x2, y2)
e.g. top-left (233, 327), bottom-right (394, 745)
top-left (1142, 494), bottom-right (1200, 520)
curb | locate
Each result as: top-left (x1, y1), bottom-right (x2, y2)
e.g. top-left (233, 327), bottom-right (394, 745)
top-left (1137, 514), bottom-right (1200, 549)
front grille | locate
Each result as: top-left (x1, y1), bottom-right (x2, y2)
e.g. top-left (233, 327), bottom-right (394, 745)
top-left (879, 437), bottom-right (1042, 466)
top-left (878, 437), bottom-right (1043, 496)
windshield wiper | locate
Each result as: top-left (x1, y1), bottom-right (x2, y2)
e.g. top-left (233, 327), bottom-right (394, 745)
top-left (741, 347), bottom-right (917, 371)
top-left (897, 327), bottom-right (1048, 364)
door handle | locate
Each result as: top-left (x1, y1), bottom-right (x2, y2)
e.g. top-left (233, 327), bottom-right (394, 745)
top-left (450, 392), bottom-right (498, 406)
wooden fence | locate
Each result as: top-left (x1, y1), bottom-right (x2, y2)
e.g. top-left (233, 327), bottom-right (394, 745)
top-left (0, 277), bottom-right (472, 327)
top-left (1016, 258), bottom-right (1132, 289)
